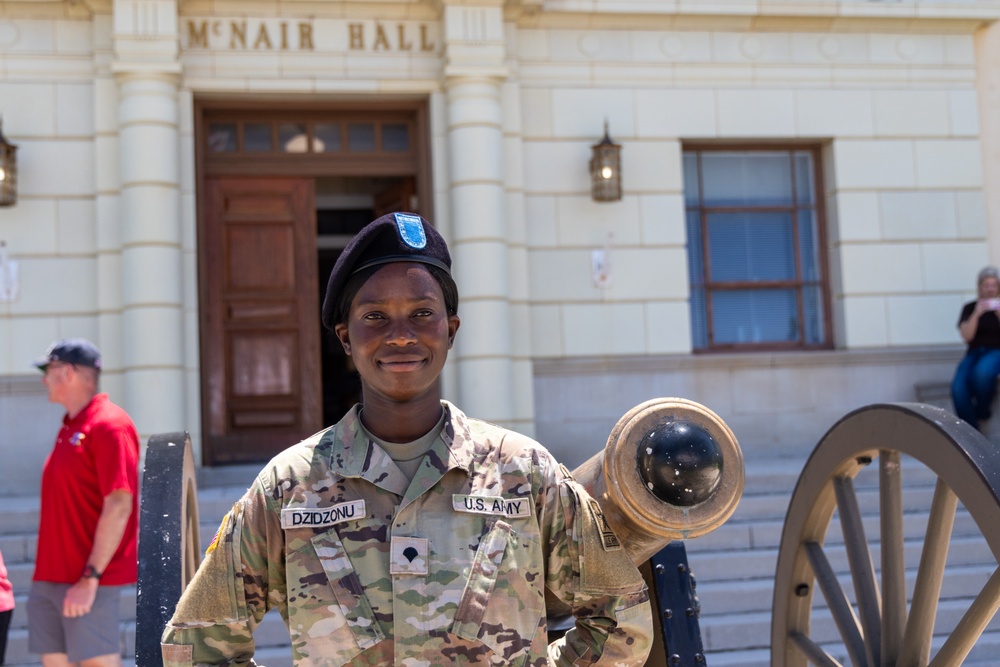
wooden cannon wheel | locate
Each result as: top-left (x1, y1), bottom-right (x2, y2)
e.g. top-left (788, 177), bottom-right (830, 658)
top-left (771, 403), bottom-right (1000, 667)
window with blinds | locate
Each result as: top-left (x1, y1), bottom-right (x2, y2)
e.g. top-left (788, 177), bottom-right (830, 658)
top-left (683, 147), bottom-right (831, 351)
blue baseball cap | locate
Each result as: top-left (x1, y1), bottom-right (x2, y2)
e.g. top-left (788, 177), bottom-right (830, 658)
top-left (33, 338), bottom-right (102, 371)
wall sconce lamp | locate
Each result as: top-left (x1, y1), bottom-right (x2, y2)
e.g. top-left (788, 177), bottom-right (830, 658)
top-left (589, 120), bottom-right (621, 202)
top-left (0, 118), bottom-right (17, 207)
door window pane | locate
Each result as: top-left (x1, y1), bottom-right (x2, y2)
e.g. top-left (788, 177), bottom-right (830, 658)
top-left (382, 123), bottom-right (410, 152)
top-left (244, 123), bottom-right (272, 152)
top-left (314, 123), bottom-right (342, 153)
top-left (279, 123), bottom-right (310, 153)
top-left (348, 123), bottom-right (376, 152)
top-left (207, 123), bottom-right (237, 153)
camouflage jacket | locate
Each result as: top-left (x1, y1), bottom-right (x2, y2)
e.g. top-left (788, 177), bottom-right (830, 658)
top-left (161, 402), bottom-right (652, 666)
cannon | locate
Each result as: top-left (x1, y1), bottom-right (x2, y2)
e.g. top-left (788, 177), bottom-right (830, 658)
top-left (137, 400), bottom-right (1000, 666)
top-left (573, 397), bottom-right (744, 565)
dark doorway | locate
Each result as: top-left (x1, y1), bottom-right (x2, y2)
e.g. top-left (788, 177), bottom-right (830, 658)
top-left (317, 207), bottom-right (367, 425)
top-left (315, 176), bottom-right (417, 425)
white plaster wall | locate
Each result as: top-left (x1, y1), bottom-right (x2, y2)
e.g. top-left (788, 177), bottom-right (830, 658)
top-left (0, 12), bottom-right (114, 492)
top-left (514, 23), bottom-right (988, 357)
top-left (0, 16), bottom-right (103, 371)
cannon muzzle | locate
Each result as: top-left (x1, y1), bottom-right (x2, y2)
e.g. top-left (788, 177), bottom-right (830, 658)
top-left (572, 398), bottom-right (744, 565)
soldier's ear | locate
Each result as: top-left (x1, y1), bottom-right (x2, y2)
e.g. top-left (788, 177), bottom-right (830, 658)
top-left (334, 324), bottom-right (351, 355)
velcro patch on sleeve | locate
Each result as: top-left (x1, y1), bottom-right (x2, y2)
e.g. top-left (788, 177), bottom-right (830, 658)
top-left (280, 500), bottom-right (366, 528)
top-left (452, 494), bottom-right (531, 518)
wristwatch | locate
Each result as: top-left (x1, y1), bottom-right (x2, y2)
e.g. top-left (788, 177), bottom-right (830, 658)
top-left (82, 564), bottom-right (102, 580)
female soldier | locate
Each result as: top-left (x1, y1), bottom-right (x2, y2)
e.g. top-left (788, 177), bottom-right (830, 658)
top-left (161, 212), bottom-right (653, 666)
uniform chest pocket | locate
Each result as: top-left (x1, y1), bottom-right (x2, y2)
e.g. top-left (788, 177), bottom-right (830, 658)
top-left (285, 527), bottom-right (385, 665)
top-left (451, 519), bottom-right (546, 665)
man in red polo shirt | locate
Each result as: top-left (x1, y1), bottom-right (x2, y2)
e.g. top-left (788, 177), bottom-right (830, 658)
top-left (27, 339), bottom-right (139, 667)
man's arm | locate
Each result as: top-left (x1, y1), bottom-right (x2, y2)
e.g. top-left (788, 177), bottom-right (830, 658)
top-left (62, 489), bottom-right (134, 617)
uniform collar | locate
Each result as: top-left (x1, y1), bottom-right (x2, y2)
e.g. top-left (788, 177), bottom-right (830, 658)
top-left (323, 401), bottom-right (478, 497)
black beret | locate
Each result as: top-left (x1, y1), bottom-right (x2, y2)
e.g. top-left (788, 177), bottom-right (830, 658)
top-left (321, 212), bottom-right (451, 329)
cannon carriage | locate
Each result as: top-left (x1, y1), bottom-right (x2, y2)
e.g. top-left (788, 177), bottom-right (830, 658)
top-left (135, 400), bottom-right (1000, 667)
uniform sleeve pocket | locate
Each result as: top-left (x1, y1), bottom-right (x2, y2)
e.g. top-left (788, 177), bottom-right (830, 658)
top-left (284, 527), bottom-right (384, 664)
top-left (452, 520), bottom-right (546, 665)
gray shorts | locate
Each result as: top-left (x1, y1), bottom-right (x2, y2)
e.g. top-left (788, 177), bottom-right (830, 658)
top-left (27, 581), bottom-right (123, 662)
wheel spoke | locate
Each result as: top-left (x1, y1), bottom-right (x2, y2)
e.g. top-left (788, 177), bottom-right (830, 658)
top-left (879, 450), bottom-right (906, 665)
top-left (833, 475), bottom-right (881, 667)
top-left (805, 541), bottom-right (867, 667)
top-left (927, 564), bottom-right (1000, 667)
top-left (790, 630), bottom-right (847, 667)
top-left (897, 478), bottom-right (958, 667)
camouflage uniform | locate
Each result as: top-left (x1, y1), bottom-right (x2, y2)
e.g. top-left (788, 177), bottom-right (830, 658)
top-left (161, 402), bottom-right (652, 666)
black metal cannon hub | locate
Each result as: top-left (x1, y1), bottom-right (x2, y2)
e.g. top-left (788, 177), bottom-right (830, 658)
top-left (636, 419), bottom-right (723, 507)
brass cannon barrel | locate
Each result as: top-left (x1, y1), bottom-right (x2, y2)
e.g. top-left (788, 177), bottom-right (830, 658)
top-left (572, 398), bottom-right (745, 565)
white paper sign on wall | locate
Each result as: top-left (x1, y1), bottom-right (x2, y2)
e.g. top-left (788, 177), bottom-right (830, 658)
top-left (591, 233), bottom-right (613, 289)
top-left (0, 241), bottom-right (19, 302)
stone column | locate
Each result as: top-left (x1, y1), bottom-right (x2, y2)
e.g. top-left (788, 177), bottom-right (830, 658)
top-left (93, 23), bottom-right (123, 399)
top-left (442, 2), bottom-right (517, 426)
top-left (111, 0), bottom-right (186, 438)
top-left (501, 75), bottom-right (535, 437)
